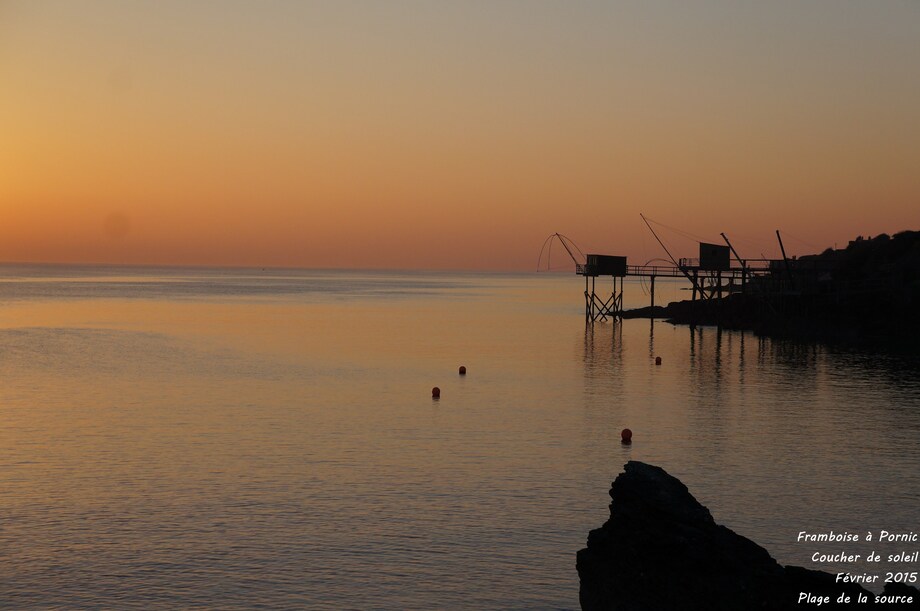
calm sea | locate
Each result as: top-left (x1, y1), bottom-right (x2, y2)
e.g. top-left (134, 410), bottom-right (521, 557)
top-left (1, 265), bottom-right (918, 609)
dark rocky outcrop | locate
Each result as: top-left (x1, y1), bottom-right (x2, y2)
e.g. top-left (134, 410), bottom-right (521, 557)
top-left (621, 230), bottom-right (920, 351)
top-left (577, 462), bottom-right (920, 610)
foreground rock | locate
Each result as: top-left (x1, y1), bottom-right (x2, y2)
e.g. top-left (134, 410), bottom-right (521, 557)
top-left (576, 462), bottom-right (920, 610)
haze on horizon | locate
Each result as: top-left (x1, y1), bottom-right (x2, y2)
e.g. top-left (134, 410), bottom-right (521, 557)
top-left (1, 1), bottom-right (918, 271)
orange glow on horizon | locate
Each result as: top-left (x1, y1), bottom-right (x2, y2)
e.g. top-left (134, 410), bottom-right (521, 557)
top-left (2, 1), bottom-right (918, 270)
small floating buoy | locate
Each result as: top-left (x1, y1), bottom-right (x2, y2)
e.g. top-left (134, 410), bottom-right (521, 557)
top-left (432, 386), bottom-right (440, 398)
top-left (655, 356), bottom-right (662, 366)
top-left (621, 428), bottom-right (633, 444)
top-left (459, 365), bottom-right (466, 375)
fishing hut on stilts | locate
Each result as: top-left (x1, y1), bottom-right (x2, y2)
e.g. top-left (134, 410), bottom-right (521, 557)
top-left (539, 216), bottom-right (776, 323)
top-left (579, 255), bottom-right (627, 322)
top-left (537, 233), bottom-right (628, 322)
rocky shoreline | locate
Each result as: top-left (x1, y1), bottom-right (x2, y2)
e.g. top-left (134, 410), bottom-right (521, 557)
top-left (620, 231), bottom-right (920, 351)
top-left (621, 293), bottom-right (920, 351)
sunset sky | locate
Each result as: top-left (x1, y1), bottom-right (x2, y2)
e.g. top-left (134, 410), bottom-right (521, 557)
top-left (1, 1), bottom-right (918, 270)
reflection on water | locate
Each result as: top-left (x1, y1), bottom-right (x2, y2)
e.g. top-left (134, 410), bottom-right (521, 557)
top-left (1, 267), bottom-right (918, 608)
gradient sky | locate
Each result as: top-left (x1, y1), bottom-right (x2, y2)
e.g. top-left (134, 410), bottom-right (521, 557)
top-left (2, 1), bottom-right (918, 270)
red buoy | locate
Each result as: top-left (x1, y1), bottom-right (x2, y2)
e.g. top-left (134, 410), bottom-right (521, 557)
top-left (432, 386), bottom-right (440, 398)
top-left (621, 428), bottom-right (633, 443)
top-left (459, 366), bottom-right (466, 375)
top-left (655, 356), bottom-right (662, 366)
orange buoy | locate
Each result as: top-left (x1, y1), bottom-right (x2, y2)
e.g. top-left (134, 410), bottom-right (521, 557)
top-left (655, 356), bottom-right (662, 366)
top-left (432, 386), bottom-right (440, 398)
top-left (459, 366), bottom-right (466, 375)
top-left (621, 428), bottom-right (633, 444)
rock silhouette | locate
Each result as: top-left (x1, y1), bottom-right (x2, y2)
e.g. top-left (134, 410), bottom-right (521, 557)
top-left (576, 461), bottom-right (920, 609)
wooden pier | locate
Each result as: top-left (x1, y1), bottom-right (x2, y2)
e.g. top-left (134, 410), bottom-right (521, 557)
top-left (539, 228), bottom-right (837, 323)
top-left (576, 250), bottom-right (794, 322)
